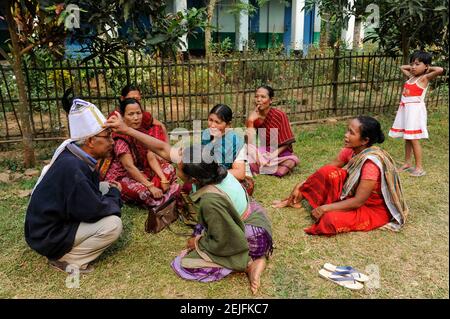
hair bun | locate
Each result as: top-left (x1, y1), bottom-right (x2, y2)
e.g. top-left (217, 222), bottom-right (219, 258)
top-left (62, 88), bottom-right (75, 114)
top-left (377, 131), bottom-right (385, 144)
top-left (216, 165), bottom-right (228, 178)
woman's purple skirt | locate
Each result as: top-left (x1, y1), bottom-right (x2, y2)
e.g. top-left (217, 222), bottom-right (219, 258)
top-left (171, 202), bottom-right (273, 282)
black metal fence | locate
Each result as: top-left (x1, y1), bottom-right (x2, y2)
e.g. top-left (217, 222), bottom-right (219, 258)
top-left (0, 52), bottom-right (448, 143)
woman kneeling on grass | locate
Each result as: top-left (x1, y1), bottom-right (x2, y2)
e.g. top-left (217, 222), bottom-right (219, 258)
top-left (172, 145), bottom-right (272, 294)
top-left (105, 114), bottom-right (273, 295)
top-left (273, 116), bottom-right (409, 236)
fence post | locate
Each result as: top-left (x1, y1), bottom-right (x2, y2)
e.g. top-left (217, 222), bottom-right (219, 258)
top-left (242, 59), bottom-right (247, 117)
top-left (332, 45), bottom-right (340, 114)
top-left (124, 52), bottom-right (131, 86)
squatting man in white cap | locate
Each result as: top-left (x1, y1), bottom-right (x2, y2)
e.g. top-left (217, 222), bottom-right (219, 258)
top-left (25, 95), bottom-right (123, 274)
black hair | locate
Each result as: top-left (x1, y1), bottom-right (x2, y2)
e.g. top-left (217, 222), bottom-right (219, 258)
top-left (410, 51), bottom-right (432, 65)
top-left (121, 84), bottom-right (141, 98)
top-left (62, 88), bottom-right (76, 114)
top-left (256, 85), bottom-right (274, 98)
top-left (209, 104), bottom-right (233, 123)
top-left (119, 98), bottom-right (142, 115)
top-left (356, 116), bottom-right (385, 146)
top-left (181, 145), bottom-right (228, 187)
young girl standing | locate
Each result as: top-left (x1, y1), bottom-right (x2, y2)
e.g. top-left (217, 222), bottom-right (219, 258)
top-left (389, 51), bottom-right (444, 177)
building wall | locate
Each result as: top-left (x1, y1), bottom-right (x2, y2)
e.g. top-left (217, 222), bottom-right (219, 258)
top-left (250, 0), bottom-right (286, 49)
top-left (215, 1), bottom-right (235, 33)
top-left (259, 1), bottom-right (285, 33)
top-left (184, 0), bottom-right (322, 52)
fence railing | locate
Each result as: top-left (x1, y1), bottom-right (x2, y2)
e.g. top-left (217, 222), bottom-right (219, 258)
top-left (0, 52), bottom-right (448, 143)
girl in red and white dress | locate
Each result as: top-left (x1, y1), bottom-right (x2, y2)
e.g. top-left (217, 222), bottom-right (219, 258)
top-left (389, 51), bottom-right (443, 177)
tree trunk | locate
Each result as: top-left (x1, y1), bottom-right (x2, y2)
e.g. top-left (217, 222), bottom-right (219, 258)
top-left (401, 25), bottom-right (409, 65)
top-left (205, 0), bottom-right (218, 57)
top-left (5, 2), bottom-right (36, 167)
top-left (332, 44), bottom-right (340, 114)
top-left (319, 13), bottom-right (330, 49)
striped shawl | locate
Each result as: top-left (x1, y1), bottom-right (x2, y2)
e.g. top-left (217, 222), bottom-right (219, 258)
top-left (341, 146), bottom-right (409, 231)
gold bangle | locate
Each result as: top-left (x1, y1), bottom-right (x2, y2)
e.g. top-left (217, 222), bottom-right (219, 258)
top-left (161, 180), bottom-right (170, 184)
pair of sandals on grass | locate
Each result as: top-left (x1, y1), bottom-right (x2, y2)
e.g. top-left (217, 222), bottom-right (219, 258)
top-left (398, 164), bottom-right (426, 177)
top-left (319, 263), bottom-right (370, 290)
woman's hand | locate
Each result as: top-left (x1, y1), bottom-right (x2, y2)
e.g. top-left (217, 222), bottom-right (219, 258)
top-left (186, 237), bottom-right (196, 250)
top-left (104, 112), bottom-right (130, 135)
top-left (311, 205), bottom-right (328, 221)
top-left (259, 153), bottom-right (270, 167)
top-left (248, 111), bottom-right (260, 123)
top-left (160, 180), bottom-right (170, 193)
top-left (260, 152), bottom-right (278, 167)
top-left (146, 183), bottom-right (163, 199)
top-left (288, 182), bottom-right (303, 206)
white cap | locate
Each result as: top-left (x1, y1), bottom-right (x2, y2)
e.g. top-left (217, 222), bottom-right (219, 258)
top-left (68, 99), bottom-right (106, 140)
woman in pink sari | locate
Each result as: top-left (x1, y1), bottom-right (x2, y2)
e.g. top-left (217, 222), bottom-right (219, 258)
top-left (246, 85), bottom-right (299, 177)
top-left (105, 98), bottom-right (179, 211)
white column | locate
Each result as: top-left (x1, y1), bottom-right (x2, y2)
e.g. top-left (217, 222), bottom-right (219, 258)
top-left (341, 0), bottom-right (355, 49)
top-left (174, 0), bottom-right (188, 51)
top-left (291, 0), bottom-right (305, 51)
top-left (237, 0), bottom-right (249, 51)
top-left (359, 19), bottom-right (365, 45)
top-left (313, 3), bottom-right (321, 44)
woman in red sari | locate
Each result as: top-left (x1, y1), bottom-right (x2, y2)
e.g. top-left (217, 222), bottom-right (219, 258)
top-left (105, 98), bottom-right (179, 210)
top-left (273, 116), bottom-right (408, 236)
top-left (246, 85), bottom-right (299, 177)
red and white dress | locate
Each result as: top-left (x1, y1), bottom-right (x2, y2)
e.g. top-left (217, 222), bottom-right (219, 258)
top-left (389, 76), bottom-right (429, 140)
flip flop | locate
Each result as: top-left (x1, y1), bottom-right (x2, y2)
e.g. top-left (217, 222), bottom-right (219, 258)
top-left (409, 169), bottom-right (426, 177)
top-left (318, 269), bottom-right (364, 290)
top-left (397, 165), bottom-right (413, 173)
top-left (323, 263), bottom-right (369, 282)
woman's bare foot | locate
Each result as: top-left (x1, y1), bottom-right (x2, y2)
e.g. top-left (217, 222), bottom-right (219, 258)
top-left (247, 258), bottom-right (266, 295)
top-left (272, 198), bottom-right (302, 209)
top-left (272, 199), bottom-right (289, 208)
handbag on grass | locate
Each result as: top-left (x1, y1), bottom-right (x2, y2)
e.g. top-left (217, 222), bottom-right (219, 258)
top-left (145, 196), bottom-right (178, 234)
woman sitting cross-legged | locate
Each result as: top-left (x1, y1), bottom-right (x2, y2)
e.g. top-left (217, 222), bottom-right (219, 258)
top-left (104, 114), bottom-right (273, 295)
top-left (246, 85), bottom-right (299, 177)
top-left (273, 116), bottom-right (409, 236)
top-left (105, 98), bottom-right (179, 210)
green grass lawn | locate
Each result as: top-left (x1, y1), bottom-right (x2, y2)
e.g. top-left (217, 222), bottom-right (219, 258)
top-left (0, 107), bottom-right (448, 299)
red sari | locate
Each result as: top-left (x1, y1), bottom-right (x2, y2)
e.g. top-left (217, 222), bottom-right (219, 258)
top-left (301, 148), bottom-right (390, 236)
top-left (249, 108), bottom-right (299, 177)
